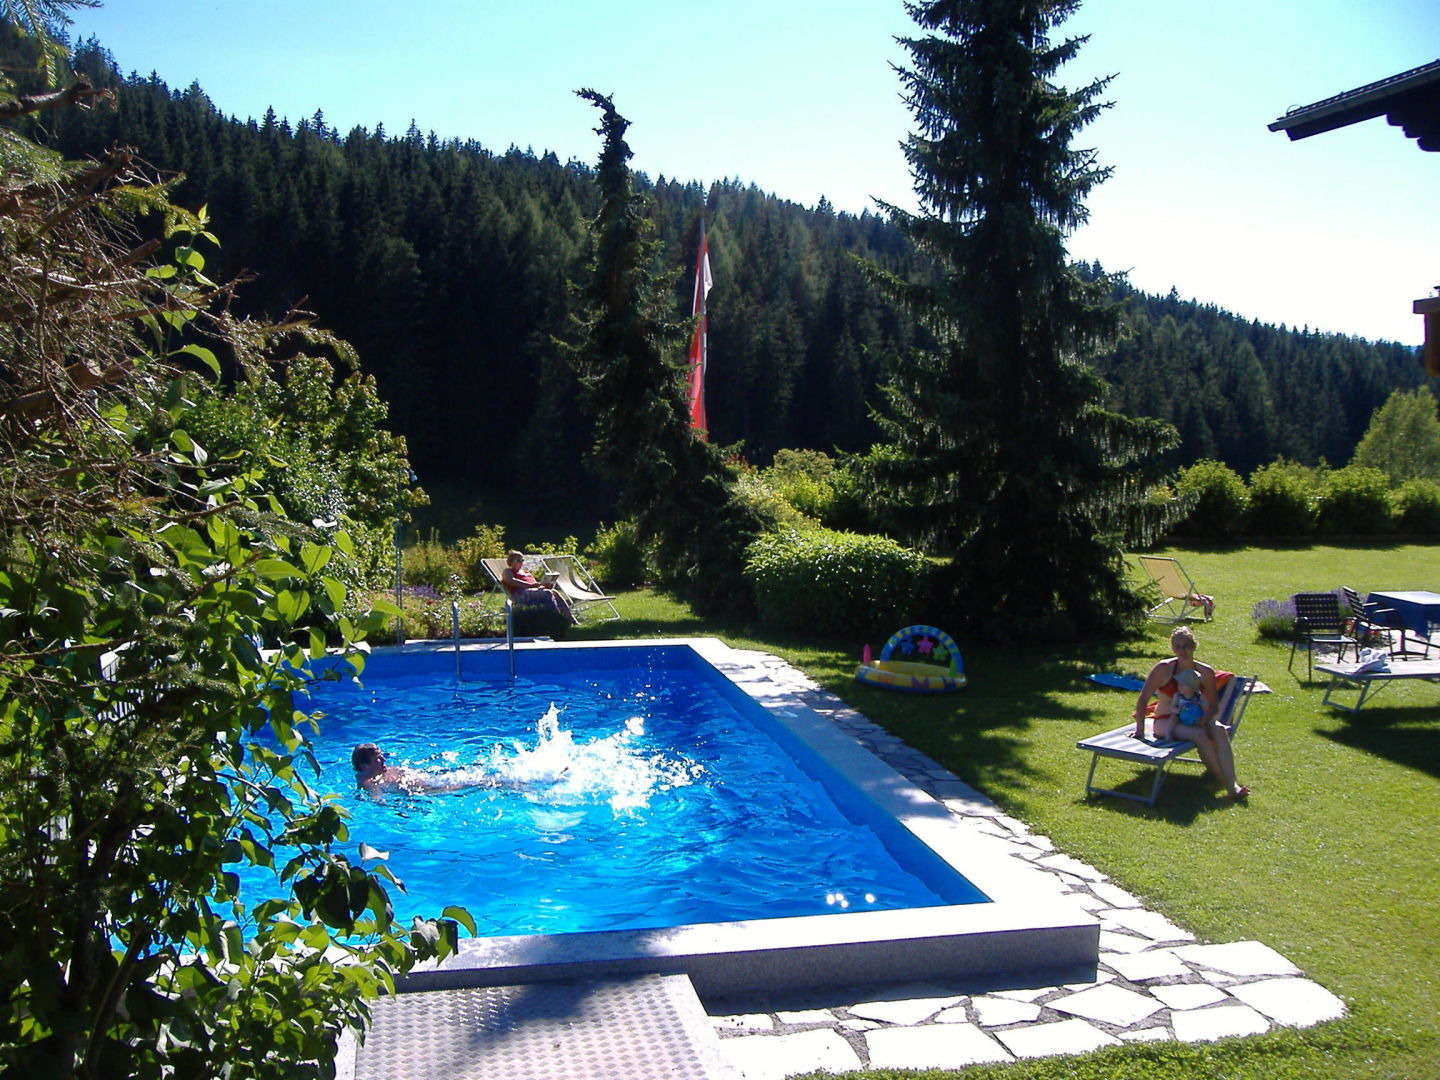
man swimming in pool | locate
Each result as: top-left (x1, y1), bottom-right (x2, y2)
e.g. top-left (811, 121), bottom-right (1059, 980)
top-left (352, 743), bottom-right (512, 795)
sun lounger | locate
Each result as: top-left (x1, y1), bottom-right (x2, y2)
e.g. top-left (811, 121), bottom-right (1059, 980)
top-left (1315, 658), bottom-right (1440, 714)
top-left (1135, 555), bottom-right (1213, 623)
top-left (1077, 675), bottom-right (1254, 806)
top-left (541, 555), bottom-right (620, 623)
top-left (479, 554), bottom-right (619, 625)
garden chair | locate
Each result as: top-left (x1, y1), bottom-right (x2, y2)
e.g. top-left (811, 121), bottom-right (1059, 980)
top-left (540, 554), bottom-right (620, 623)
top-left (1288, 592), bottom-right (1358, 681)
top-left (1340, 587), bottom-right (1401, 654)
top-left (1077, 674), bottom-right (1255, 806)
top-left (1135, 556), bottom-right (1213, 622)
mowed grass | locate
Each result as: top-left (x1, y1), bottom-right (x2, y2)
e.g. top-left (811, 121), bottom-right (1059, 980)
top-left (580, 544), bottom-right (1440, 1079)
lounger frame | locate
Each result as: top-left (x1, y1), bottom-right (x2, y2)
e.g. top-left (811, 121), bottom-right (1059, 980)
top-left (1316, 659), bottom-right (1440, 714)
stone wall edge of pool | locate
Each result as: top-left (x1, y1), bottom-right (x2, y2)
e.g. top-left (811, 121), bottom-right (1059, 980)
top-left (403, 901), bottom-right (1100, 996)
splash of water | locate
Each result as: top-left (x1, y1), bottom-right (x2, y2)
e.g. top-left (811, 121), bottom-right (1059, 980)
top-left (456, 702), bottom-right (701, 812)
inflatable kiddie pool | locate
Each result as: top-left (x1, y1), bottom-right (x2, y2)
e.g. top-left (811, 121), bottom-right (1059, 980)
top-left (855, 625), bottom-right (966, 693)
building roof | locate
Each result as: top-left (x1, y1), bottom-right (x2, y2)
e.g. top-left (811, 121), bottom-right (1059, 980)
top-left (1268, 58), bottom-right (1440, 150)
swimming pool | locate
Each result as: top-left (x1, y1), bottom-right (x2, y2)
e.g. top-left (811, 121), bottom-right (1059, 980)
top-left (297, 643), bottom-right (984, 935)
top-left (305, 639), bottom-right (1098, 993)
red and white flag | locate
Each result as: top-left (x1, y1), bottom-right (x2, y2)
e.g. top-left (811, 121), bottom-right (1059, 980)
top-left (686, 226), bottom-right (713, 435)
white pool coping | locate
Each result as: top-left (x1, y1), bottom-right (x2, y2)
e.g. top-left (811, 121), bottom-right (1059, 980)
top-left (374, 637), bottom-right (1099, 996)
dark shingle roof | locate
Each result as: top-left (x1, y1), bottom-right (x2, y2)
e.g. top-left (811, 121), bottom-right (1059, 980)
top-left (1268, 58), bottom-right (1440, 150)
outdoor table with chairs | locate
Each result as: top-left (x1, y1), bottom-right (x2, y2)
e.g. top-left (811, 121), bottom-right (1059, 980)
top-left (1311, 587), bottom-right (1440, 713)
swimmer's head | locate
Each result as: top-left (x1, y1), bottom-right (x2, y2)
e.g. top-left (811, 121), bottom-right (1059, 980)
top-left (1171, 625), bottom-right (1197, 654)
top-left (352, 743), bottom-right (383, 771)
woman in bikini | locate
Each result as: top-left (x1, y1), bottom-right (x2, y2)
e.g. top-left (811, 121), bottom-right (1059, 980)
top-left (1131, 625), bottom-right (1249, 799)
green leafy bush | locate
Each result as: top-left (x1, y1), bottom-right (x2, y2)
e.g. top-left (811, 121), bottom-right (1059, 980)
top-left (1315, 465), bottom-right (1393, 535)
top-left (0, 133), bottom-right (462, 1077)
top-left (586, 519), bottom-right (649, 588)
top-left (761, 449), bottom-right (839, 521)
top-left (525, 534), bottom-right (583, 557)
top-left (402, 530), bottom-right (467, 589)
top-left (732, 468), bottom-right (811, 528)
top-left (821, 459), bottom-right (876, 532)
top-left (402, 525), bottom-right (512, 593)
top-left (772, 472), bottom-right (837, 520)
top-left (390, 586), bottom-right (506, 639)
top-left (765, 448), bottom-right (836, 482)
top-left (1391, 478), bottom-right (1440, 533)
top-left (455, 523), bottom-right (508, 592)
top-left (1174, 459), bottom-right (1249, 538)
top-left (1246, 459), bottom-right (1318, 536)
top-left (746, 527), bottom-right (928, 636)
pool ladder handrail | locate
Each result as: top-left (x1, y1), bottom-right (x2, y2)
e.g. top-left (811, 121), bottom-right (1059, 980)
top-left (504, 598), bottom-right (516, 679)
top-left (450, 599), bottom-right (462, 680)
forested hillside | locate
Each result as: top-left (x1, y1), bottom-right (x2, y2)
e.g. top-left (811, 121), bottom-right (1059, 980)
top-left (14, 32), bottom-right (1426, 504)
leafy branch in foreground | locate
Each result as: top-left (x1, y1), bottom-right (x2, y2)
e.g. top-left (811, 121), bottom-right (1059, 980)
top-left (0, 50), bottom-right (463, 1080)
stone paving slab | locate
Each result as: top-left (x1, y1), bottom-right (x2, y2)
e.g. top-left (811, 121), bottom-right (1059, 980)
top-left (1148, 983), bottom-right (1230, 1010)
top-left (705, 649), bottom-right (1347, 1079)
top-left (721, 1029), bottom-right (859, 1080)
top-left (1171, 941), bottom-right (1302, 978)
top-left (1101, 907), bottom-right (1196, 942)
top-left (995, 1018), bottom-right (1121, 1059)
top-left (973, 995), bottom-right (1042, 1026)
top-left (1105, 948), bottom-right (1191, 982)
top-left (1048, 983), bottom-right (1166, 1027)
top-left (1171, 1003), bottom-right (1271, 1042)
top-left (866, 1023), bottom-right (1012, 1069)
top-left (1227, 978), bottom-right (1347, 1027)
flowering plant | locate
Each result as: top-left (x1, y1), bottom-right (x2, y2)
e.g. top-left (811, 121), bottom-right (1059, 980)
top-left (1251, 597), bottom-right (1297, 640)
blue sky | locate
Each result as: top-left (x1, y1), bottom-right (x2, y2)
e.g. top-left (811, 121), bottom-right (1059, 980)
top-left (65, 0), bottom-right (1436, 345)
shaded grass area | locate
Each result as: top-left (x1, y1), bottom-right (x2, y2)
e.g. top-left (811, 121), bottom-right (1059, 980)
top-left (579, 544), bottom-right (1440, 1079)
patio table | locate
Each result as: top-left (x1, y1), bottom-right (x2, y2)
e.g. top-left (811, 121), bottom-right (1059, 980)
top-left (1369, 590), bottom-right (1440, 657)
top-left (1368, 590), bottom-right (1440, 635)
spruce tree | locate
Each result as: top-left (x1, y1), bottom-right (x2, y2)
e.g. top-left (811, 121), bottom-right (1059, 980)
top-left (876, 0), bottom-right (1179, 636)
top-left (570, 90), bottom-right (767, 616)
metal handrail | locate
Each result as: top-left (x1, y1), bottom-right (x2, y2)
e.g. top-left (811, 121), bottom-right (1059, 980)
top-left (504, 598), bottom-right (515, 680)
top-left (451, 599), bottom-right (462, 681)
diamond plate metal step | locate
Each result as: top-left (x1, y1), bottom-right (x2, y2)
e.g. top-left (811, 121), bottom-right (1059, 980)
top-left (347, 974), bottom-right (739, 1080)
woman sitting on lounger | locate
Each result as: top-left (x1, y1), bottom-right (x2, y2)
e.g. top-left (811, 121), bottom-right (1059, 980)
top-left (1131, 626), bottom-right (1249, 800)
top-left (500, 550), bottom-right (576, 624)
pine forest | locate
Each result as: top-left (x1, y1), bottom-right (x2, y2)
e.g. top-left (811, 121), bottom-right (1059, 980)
top-left (11, 30), bottom-right (1427, 518)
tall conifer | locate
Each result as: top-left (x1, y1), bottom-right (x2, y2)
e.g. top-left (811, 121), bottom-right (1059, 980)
top-left (571, 90), bottom-right (767, 616)
top-left (876, 0), bottom-right (1179, 635)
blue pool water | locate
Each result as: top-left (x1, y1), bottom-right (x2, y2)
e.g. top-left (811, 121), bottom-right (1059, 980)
top-left (274, 645), bottom-right (984, 937)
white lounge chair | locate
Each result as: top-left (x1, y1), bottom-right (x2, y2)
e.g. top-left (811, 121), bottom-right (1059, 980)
top-left (541, 555), bottom-right (620, 623)
top-left (1077, 674), bottom-right (1254, 806)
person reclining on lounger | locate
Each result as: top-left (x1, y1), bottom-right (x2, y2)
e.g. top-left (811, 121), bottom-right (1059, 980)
top-left (1131, 626), bottom-right (1249, 800)
top-left (500, 550), bottom-right (576, 624)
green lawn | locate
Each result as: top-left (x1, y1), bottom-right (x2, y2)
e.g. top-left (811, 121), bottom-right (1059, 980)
top-left (577, 544), bottom-right (1440, 1080)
